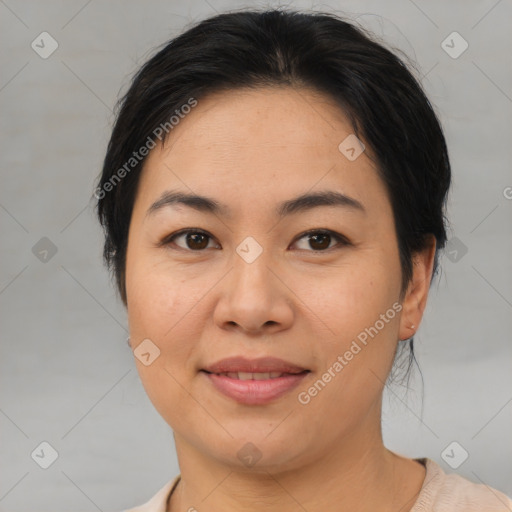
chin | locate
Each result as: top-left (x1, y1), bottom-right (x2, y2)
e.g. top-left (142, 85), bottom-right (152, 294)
top-left (195, 427), bottom-right (314, 473)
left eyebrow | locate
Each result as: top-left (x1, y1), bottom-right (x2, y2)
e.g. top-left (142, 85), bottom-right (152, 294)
top-left (276, 190), bottom-right (366, 217)
top-left (145, 189), bottom-right (366, 219)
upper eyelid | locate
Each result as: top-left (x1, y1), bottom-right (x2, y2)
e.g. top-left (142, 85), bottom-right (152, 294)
top-left (164, 228), bottom-right (348, 249)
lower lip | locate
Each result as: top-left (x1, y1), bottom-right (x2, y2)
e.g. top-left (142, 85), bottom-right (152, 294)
top-left (201, 371), bottom-right (309, 405)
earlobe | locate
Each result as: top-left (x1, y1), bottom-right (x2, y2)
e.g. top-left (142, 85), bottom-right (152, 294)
top-left (398, 236), bottom-right (437, 341)
top-left (400, 323), bottom-right (416, 342)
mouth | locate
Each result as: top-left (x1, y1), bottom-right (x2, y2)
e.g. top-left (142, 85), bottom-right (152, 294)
top-left (202, 370), bottom-right (308, 380)
top-left (200, 356), bottom-right (310, 405)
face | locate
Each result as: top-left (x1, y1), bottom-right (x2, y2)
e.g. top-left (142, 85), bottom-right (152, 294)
top-left (125, 87), bottom-right (434, 472)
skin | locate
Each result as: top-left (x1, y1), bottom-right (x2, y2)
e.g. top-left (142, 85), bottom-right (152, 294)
top-left (125, 86), bottom-right (436, 512)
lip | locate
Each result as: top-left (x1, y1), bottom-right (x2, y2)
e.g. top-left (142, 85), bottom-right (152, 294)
top-left (201, 356), bottom-right (310, 405)
top-left (202, 356), bottom-right (308, 374)
top-left (201, 371), bottom-right (309, 405)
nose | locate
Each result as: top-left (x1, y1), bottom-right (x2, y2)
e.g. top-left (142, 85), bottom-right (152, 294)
top-left (212, 249), bottom-right (295, 336)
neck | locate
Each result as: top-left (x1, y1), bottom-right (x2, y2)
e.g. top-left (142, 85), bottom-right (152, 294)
top-left (168, 403), bottom-right (423, 512)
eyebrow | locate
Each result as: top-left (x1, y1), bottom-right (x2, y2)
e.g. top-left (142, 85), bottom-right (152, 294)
top-left (146, 189), bottom-right (366, 219)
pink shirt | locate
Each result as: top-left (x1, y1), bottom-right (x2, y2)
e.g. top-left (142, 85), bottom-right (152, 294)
top-left (123, 458), bottom-right (512, 511)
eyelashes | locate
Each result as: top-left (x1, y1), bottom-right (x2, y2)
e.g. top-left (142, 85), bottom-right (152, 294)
top-left (160, 228), bottom-right (350, 253)
top-left (293, 229), bottom-right (350, 251)
top-left (161, 229), bottom-right (218, 251)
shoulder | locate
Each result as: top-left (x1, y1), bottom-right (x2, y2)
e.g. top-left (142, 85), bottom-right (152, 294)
top-left (122, 475), bottom-right (181, 512)
top-left (412, 458), bottom-right (512, 512)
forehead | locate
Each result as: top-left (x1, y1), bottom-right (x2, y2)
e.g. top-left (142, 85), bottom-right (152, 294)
top-left (135, 86), bottom-right (390, 221)
top-left (162, 86), bottom-right (355, 154)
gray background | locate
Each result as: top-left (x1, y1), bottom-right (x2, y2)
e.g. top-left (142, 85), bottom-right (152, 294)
top-left (1, 0), bottom-right (511, 510)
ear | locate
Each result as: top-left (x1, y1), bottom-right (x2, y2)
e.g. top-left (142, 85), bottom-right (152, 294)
top-left (398, 235), bottom-right (437, 341)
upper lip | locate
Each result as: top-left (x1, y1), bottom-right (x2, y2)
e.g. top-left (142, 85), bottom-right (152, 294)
top-left (202, 356), bottom-right (309, 374)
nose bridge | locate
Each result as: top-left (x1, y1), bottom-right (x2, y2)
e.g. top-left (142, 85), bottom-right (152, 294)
top-left (214, 235), bottom-right (294, 332)
top-left (231, 235), bottom-right (275, 299)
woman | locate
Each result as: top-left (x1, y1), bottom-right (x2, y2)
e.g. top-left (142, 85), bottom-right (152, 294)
top-left (95, 8), bottom-right (512, 512)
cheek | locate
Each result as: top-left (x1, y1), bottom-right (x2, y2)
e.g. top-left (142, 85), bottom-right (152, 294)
top-left (126, 252), bottom-right (186, 335)
top-left (294, 257), bottom-right (400, 409)
top-left (125, 256), bottom-right (210, 380)
top-left (125, 261), bottom-right (199, 426)
top-left (294, 255), bottom-right (399, 343)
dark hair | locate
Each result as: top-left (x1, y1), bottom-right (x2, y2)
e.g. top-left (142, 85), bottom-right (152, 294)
top-left (95, 8), bottom-right (451, 379)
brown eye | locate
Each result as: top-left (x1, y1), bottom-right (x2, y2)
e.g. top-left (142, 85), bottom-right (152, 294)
top-left (292, 230), bottom-right (349, 252)
top-left (308, 233), bottom-right (331, 250)
top-left (184, 232), bottom-right (209, 250)
top-left (165, 230), bottom-right (218, 251)
top-left (163, 228), bottom-right (348, 253)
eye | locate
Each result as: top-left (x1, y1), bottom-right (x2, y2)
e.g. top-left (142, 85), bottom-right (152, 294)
top-left (291, 229), bottom-right (349, 252)
top-left (163, 229), bottom-right (219, 251)
top-left (161, 228), bottom-right (349, 252)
